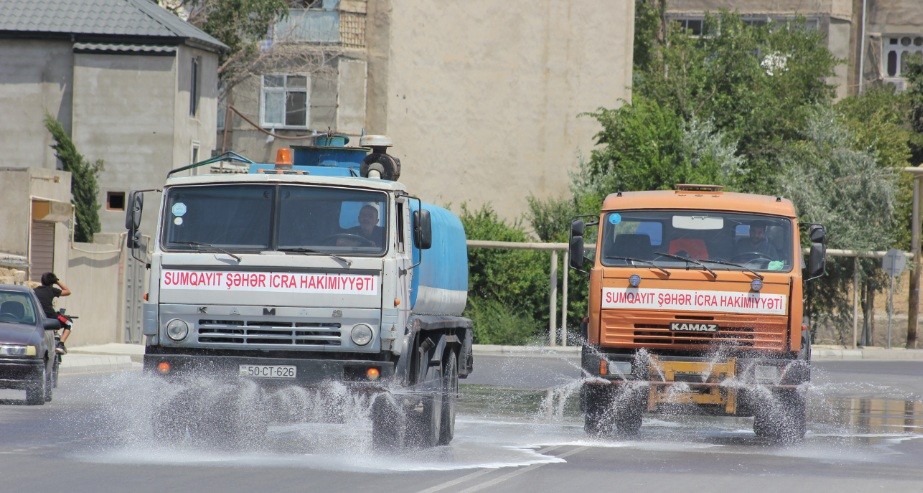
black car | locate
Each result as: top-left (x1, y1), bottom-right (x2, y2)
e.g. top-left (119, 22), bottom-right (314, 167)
top-left (0, 284), bottom-right (61, 405)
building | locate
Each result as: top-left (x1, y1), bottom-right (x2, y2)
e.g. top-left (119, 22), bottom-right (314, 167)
top-left (0, 0), bottom-right (226, 241)
top-left (220, 0), bottom-right (636, 221)
top-left (666, 0), bottom-right (923, 99)
top-left (0, 0), bottom-right (226, 345)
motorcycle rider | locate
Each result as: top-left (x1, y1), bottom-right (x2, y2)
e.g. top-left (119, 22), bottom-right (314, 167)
top-left (34, 272), bottom-right (71, 354)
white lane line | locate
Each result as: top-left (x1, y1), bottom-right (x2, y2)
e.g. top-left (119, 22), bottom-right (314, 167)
top-left (415, 445), bottom-right (571, 493)
top-left (416, 469), bottom-right (496, 493)
top-left (458, 446), bottom-right (588, 493)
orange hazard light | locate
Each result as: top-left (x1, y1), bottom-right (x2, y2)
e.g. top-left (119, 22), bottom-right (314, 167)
top-left (275, 147), bottom-right (293, 168)
top-left (156, 361), bottom-right (172, 374)
top-left (366, 367), bottom-right (381, 380)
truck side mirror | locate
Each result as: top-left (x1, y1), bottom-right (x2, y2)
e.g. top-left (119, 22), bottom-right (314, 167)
top-left (808, 224), bottom-right (826, 244)
top-left (806, 223), bottom-right (826, 280)
top-left (125, 191), bottom-right (143, 249)
top-left (569, 219), bottom-right (585, 269)
top-left (414, 209), bottom-right (432, 249)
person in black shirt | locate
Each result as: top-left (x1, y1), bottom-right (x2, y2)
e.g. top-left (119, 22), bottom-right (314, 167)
top-left (34, 272), bottom-right (71, 354)
top-left (342, 204), bottom-right (385, 247)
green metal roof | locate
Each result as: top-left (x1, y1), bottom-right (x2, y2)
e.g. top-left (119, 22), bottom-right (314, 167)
top-left (0, 0), bottom-right (227, 52)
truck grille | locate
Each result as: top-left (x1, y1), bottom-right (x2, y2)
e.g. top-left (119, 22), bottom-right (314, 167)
top-left (600, 311), bottom-right (787, 351)
top-left (197, 319), bottom-right (342, 346)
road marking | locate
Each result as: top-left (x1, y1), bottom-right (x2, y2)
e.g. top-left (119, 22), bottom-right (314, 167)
top-left (416, 444), bottom-right (583, 493)
top-left (458, 446), bottom-right (587, 493)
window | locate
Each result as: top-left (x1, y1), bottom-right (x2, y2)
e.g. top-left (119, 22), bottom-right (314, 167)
top-left (600, 210), bottom-right (794, 272)
top-left (674, 18), bottom-right (704, 36)
top-left (261, 74), bottom-right (309, 128)
top-left (107, 191), bottom-right (126, 211)
top-left (190, 57), bottom-right (200, 116)
top-left (884, 35), bottom-right (923, 79)
top-left (162, 185), bottom-right (387, 256)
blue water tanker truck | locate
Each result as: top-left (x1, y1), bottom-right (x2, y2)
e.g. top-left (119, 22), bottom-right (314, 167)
top-left (125, 135), bottom-right (472, 448)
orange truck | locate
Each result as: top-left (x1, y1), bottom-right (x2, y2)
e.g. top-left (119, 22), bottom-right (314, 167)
top-left (569, 184), bottom-right (826, 442)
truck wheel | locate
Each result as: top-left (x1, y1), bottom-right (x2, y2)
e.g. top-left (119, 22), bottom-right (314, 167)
top-left (753, 389), bottom-right (806, 443)
top-left (615, 388), bottom-right (644, 435)
top-left (371, 394), bottom-right (406, 450)
top-left (437, 350), bottom-right (458, 446)
top-left (152, 389), bottom-right (195, 442)
top-left (407, 361), bottom-right (443, 448)
top-left (583, 384), bottom-right (614, 436)
top-left (26, 366), bottom-right (46, 406)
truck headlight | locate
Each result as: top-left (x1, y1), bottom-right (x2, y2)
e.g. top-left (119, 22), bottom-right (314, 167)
top-left (0, 345), bottom-right (36, 356)
top-left (165, 319), bottom-right (190, 341)
top-left (350, 324), bottom-right (373, 346)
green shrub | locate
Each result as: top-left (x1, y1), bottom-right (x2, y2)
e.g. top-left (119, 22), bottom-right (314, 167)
top-left (467, 298), bottom-right (538, 345)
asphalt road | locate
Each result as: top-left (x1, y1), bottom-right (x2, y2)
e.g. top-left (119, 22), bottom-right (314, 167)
top-left (0, 357), bottom-right (920, 493)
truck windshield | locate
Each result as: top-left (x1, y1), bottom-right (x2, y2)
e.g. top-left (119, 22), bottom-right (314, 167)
top-left (161, 184), bottom-right (388, 256)
top-left (599, 210), bottom-right (794, 272)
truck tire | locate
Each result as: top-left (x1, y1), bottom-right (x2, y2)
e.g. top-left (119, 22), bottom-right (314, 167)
top-left (152, 388), bottom-right (197, 442)
top-left (371, 394), bottom-right (406, 450)
top-left (437, 350), bottom-right (458, 445)
top-left (26, 366), bottom-right (46, 406)
top-left (407, 361), bottom-right (443, 448)
top-left (615, 387), bottom-right (644, 435)
top-left (753, 389), bottom-right (806, 443)
top-left (584, 384), bottom-right (614, 436)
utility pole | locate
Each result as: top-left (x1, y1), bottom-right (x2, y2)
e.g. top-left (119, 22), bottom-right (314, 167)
top-left (905, 168), bottom-right (922, 348)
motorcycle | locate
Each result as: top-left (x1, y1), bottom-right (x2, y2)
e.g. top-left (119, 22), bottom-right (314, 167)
top-left (52, 309), bottom-right (76, 388)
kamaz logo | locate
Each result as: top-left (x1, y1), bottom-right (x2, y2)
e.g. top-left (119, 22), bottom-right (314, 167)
top-left (670, 322), bottom-right (718, 332)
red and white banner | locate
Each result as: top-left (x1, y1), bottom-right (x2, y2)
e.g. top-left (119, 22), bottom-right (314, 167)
top-left (161, 270), bottom-right (378, 295)
top-left (602, 287), bottom-right (786, 315)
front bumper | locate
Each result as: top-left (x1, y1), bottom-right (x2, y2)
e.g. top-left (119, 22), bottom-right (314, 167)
top-left (581, 346), bottom-right (810, 416)
top-left (143, 352), bottom-right (395, 390)
top-left (0, 358), bottom-right (44, 390)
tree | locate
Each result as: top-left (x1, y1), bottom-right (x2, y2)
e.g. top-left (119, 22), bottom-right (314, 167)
top-left (779, 106), bottom-right (899, 344)
top-left (460, 204), bottom-right (551, 344)
top-left (43, 114), bottom-right (103, 243)
top-left (583, 96), bottom-right (743, 194)
top-left (159, 0), bottom-right (290, 88)
top-left (632, 12), bottom-right (838, 193)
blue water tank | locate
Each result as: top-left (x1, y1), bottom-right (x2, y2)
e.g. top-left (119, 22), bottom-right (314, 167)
top-left (294, 134), bottom-right (363, 170)
top-left (410, 202), bottom-right (469, 316)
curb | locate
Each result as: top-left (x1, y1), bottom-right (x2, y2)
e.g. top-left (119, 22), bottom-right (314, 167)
top-left (59, 354), bottom-right (138, 375)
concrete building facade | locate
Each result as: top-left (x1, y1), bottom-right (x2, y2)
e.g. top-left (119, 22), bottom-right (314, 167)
top-left (666, 0), bottom-right (923, 99)
top-left (220, 0), bottom-right (636, 222)
top-left (0, 0), bottom-right (226, 345)
top-left (0, 0), bottom-right (226, 239)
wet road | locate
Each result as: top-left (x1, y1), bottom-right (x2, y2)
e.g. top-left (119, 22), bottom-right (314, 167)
top-left (0, 356), bottom-right (921, 493)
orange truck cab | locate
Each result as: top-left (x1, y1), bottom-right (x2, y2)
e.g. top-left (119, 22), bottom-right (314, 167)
top-left (569, 185), bottom-right (826, 442)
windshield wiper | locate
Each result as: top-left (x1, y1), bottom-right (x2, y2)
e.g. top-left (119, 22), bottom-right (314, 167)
top-left (697, 258), bottom-right (764, 281)
top-left (173, 241), bottom-right (241, 262)
top-left (278, 247), bottom-right (352, 267)
top-left (604, 255), bottom-right (670, 277)
top-left (654, 252), bottom-right (717, 279)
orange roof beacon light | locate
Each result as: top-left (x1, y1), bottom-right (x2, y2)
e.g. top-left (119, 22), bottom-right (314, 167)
top-left (275, 147), bottom-right (294, 169)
